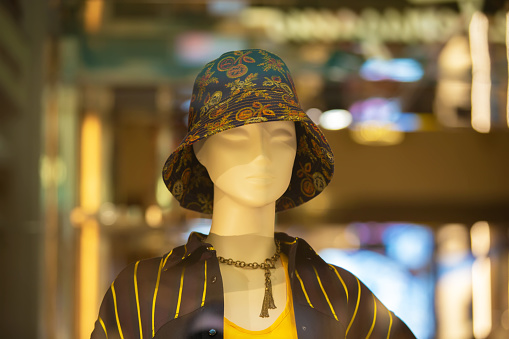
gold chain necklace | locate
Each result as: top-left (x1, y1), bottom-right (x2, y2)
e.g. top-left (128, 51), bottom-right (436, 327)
top-left (216, 240), bottom-right (281, 318)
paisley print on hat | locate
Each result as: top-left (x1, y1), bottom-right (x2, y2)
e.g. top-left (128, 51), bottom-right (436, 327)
top-left (162, 49), bottom-right (334, 213)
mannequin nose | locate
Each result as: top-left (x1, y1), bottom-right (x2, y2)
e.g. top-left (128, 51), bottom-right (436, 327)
top-left (251, 126), bottom-right (271, 164)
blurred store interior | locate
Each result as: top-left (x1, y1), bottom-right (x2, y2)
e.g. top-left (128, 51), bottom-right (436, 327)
top-left (1, 0), bottom-right (509, 338)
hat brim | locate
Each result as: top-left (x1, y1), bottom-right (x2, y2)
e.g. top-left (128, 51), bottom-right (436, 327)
top-left (162, 89), bottom-right (334, 214)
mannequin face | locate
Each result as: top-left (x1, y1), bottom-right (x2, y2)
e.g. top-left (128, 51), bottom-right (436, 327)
top-left (193, 121), bottom-right (297, 209)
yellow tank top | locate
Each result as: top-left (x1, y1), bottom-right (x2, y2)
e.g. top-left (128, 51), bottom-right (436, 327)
top-left (224, 254), bottom-right (298, 338)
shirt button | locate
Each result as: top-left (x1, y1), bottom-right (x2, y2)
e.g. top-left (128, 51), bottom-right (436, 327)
top-left (208, 328), bottom-right (217, 336)
top-left (302, 326), bottom-right (307, 331)
top-left (211, 276), bottom-right (217, 283)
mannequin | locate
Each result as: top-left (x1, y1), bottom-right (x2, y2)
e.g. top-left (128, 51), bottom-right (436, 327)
top-left (193, 121), bottom-right (296, 330)
top-left (91, 49), bottom-right (416, 339)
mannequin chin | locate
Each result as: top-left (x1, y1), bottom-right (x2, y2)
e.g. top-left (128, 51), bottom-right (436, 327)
top-left (193, 121), bottom-right (297, 209)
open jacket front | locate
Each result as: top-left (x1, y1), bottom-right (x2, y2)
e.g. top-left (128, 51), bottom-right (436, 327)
top-left (92, 232), bottom-right (415, 339)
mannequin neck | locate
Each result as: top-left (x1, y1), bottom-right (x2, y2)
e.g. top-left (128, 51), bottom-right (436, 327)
top-left (206, 189), bottom-right (277, 263)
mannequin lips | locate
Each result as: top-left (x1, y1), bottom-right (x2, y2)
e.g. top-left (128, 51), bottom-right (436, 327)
top-left (246, 174), bottom-right (275, 184)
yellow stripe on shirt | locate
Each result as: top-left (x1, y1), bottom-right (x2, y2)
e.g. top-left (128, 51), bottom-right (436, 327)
top-left (111, 281), bottom-right (125, 339)
top-left (295, 269), bottom-right (314, 308)
top-left (329, 264), bottom-right (349, 303)
top-left (152, 257), bottom-right (164, 337)
top-left (387, 310), bottom-right (393, 339)
top-left (174, 266), bottom-right (186, 318)
top-left (201, 260), bottom-right (207, 307)
top-left (98, 316), bottom-right (108, 339)
top-left (134, 261), bottom-right (143, 339)
top-left (313, 266), bottom-right (338, 321)
top-left (181, 244), bottom-right (187, 260)
top-left (162, 249), bottom-right (173, 268)
top-left (365, 294), bottom-right (377, 339)
top-left (345, 277), bottom-right (361, 338)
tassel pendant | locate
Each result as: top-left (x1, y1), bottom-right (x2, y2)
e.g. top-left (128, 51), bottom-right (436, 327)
top-left (260, 267), bottom-right (277, 317)
top-left (215, 241), bottom-right (281, 318)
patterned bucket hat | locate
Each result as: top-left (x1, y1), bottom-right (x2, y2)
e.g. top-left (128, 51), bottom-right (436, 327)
top-left (162, 49), bottom-right (334, 214)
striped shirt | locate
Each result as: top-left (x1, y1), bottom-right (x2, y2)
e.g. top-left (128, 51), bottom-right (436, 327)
top-left (91, 232), bottom-right (415, 339)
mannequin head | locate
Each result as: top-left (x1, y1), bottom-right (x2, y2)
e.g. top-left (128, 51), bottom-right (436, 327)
top-left (193, 121), bottom-right (296, 209)
top-left (163, 49), bottom-right (334, 213)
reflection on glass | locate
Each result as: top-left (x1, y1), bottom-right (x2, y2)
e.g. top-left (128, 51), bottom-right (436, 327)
top-left (471, 221), bottom-right (492, 339)
top-left (84, 0), bottom-right (104, 33)
top-left (436, 224), bottom-right (473, 339)
top-left (305, 108), bottom-right (322, 125)
top-left (79, 114), bottom-right (102, 339)
top-left (506, 12), bottom-right (509, 128)
top-left (145, 205), bottom-right (163, 228)
top-left (360, 58), bottom-right (424, 82)
top-left (469, 12), bottom-right (491, 133)
top-left (319, 109), bottom-right (352, 130)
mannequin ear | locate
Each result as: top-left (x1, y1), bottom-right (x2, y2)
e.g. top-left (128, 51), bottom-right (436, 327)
top-left (192, 139), bottom-right (207, 166)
